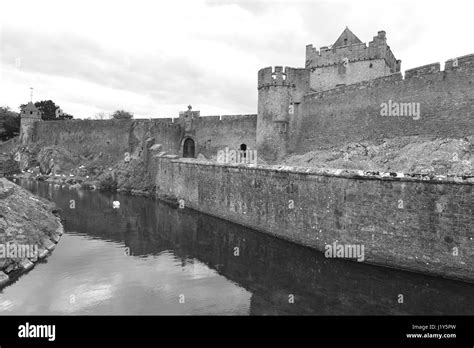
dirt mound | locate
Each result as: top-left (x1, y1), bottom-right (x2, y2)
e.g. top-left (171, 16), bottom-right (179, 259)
top-left (282, 136), bottom-right (473, 176)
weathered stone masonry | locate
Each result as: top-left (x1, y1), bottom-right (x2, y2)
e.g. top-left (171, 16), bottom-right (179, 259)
top-left (153, 157), bottom-right (473, 282)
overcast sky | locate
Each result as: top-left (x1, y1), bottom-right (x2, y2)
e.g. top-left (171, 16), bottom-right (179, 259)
top-left (1, 0), bottom-right (473, 119)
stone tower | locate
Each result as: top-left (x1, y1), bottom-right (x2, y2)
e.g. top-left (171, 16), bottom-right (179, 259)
top-left (256, 66), bottom-right (309, 163)
top-left (19, 102), bottom-right (42, 145)
top-left (305, 28), bottom-right (401, 92)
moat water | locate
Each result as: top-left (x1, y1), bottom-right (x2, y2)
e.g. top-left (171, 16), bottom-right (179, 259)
top-left (1, 179), bottom-right (473, 315)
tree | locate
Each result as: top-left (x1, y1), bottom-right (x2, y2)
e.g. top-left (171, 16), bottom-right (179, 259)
top-left (19, 100), bottom-right (74, 121)
top-left (92, 112), bottom-right (110, 120)
top-left (0, 106), bottom-right (20, 141)
top-left (58, 113), bottom-right (73, 120)
top-left (111, 110), bottom-right (133, 120)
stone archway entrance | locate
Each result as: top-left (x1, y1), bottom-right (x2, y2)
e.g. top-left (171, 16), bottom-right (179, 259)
top-left (183, 138), bottom-right (195, 158)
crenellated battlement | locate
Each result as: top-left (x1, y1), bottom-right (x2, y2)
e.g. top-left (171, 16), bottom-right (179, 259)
top-left (445, 53), bottom-right (474, 71)
top-left (257, 66), bottom-right (309, 89)
top-left (405, 63), bottom-right (440, 79)
top-left (198, 114), bottom-right (257, 123)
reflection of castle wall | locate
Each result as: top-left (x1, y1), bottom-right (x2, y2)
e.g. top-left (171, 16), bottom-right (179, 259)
top-left (21, 180), bottom-right (474, 315)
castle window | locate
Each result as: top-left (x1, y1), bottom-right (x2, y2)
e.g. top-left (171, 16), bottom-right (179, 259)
top-left (30, 111), bottom-right (33, 114)
top-left (369, 63), bottom-right (373, 68)
top-left (344, 38), bottom-right (347, 45)
top-left (240, 144), bottom-right (247, 158)
top-left (278, 122), bottom-right (288, 134)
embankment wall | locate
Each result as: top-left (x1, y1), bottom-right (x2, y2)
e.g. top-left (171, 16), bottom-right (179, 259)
top-left (152, 158), bottom-right (474, 282)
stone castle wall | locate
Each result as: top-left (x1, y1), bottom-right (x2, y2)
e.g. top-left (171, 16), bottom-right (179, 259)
top-left (32, 119), bottom-right (182, 162)
top-left (309, 59), bottom-right (392, 93)
top-left (22, 114), bottom-right (258, 161)
top-left (194, 114), bottom-right (257, 159)
top-left (291, 54), bottom-right (474, 153)
top-left (152, 157), bottom-right (474, 282)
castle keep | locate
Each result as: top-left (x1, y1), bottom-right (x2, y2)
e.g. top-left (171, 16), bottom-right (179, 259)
top-left (305, 28), bottom-right (401, 92)
top-left (19, 28), bottom-right (473, 165)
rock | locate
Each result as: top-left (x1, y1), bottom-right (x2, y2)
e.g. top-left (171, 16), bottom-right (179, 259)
top-left (150, 144), bottom-right (163, 152)
top-left (4, 263), bottom-right (17, 274)
top-left (0, 259), bottom-right (7, 270)
top-left (145, 137), bottom-right (155, 148)
top-left (163, 155), bottom-right (179, 159)
top-left (0, 272), bottom-right (9, 286)
top-left (51, 233), bottom-right (61, 243)
top-left (19, 259), bottom-right (34, 271)
top-left (38, 249), bottom-right (49, 259)
top-left (56, 225), bottom-right (64, 236)
top-left (41, 238), bottom-right (56, 251)
top-left (0, 186), bottom-right (14, 199)
top-left (38, 146), bottom-right (78, 175)
top-left (52, 208), bottom-right (62, 216)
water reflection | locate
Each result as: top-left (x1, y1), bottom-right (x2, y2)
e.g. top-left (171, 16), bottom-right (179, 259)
top-left (1, 179), bottom-right (473, 315)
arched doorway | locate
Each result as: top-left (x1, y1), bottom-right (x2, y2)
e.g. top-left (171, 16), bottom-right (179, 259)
top-left (183, 138), bottom-right (195, 158)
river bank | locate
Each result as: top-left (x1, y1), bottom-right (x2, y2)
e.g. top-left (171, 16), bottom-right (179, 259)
top-left (0, 177), bottom-right (63, 287)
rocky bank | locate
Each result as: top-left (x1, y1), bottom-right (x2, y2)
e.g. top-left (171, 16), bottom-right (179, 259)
top-left (0, 177), bottom-right (63, 287)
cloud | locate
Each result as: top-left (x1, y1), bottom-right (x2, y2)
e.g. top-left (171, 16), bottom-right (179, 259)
top-left (0, 0), bottom-right (473, 119)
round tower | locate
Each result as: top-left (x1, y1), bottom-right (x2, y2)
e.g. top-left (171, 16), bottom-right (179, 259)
top-left (256, 66), bottom-right (309, 163)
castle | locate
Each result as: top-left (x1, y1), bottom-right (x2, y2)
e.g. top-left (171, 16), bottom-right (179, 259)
top-left (19, 28), bottom-right (473, 165)
top-left (12, 28), bottom-right (474, 282)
